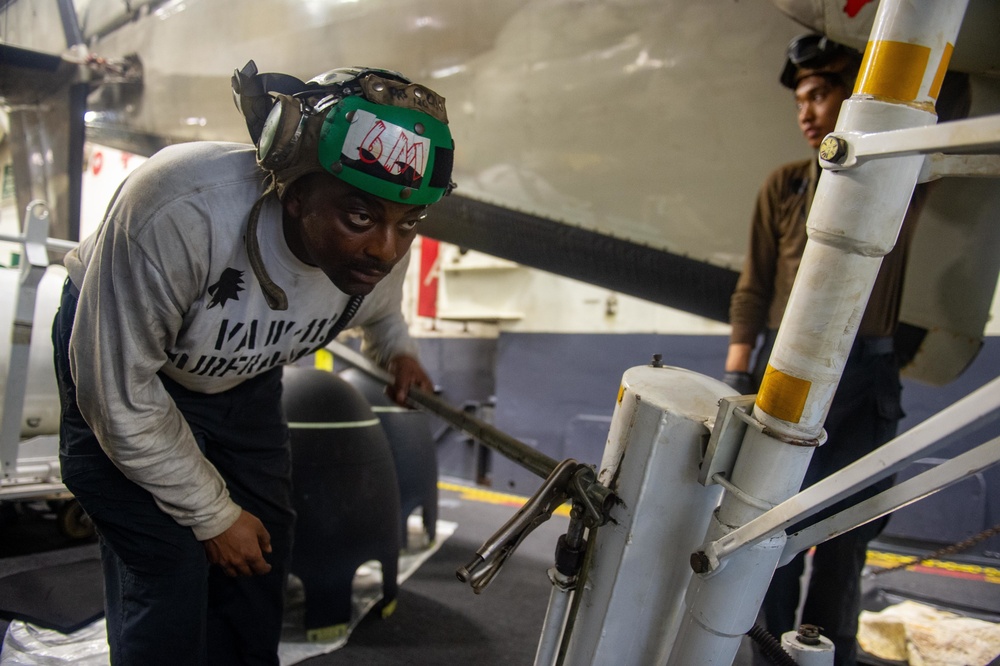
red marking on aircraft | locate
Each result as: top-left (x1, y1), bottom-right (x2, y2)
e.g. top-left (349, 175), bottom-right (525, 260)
top-left (844, 0), bottom-right (875, 18)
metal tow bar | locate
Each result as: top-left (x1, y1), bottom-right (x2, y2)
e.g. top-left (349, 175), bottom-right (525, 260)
top-left (325, 341), bottom-right (617, 592)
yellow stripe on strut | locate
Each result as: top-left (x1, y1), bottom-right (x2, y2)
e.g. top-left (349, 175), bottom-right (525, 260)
top-left (855, 40), bottom-right (930, 102)
top-left (756, 364), bottom-right (810, 424)
top-left (929, 42), bottom-right (954, 102)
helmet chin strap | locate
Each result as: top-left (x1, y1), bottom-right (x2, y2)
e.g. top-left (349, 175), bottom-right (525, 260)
top-left (244, 177), bottom-right (289, 311)
top-left (244, 177), bottom-right (366, 334)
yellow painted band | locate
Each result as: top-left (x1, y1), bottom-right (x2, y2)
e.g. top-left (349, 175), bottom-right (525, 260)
top-left (617, 383), bottom-right (625, 404)
top-left (756, 364), bottom-right (810, 423)
top-left (855, 40), bottom-right (930, 102)
top-left (929, 42), bottom-right (954, 102)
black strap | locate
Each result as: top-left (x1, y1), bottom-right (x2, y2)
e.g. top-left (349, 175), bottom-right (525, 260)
top-left (244, 181), bottom-right (288, 311)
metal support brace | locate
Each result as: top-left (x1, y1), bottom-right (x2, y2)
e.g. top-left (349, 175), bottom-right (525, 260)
top-left (780, 435), bottom-right (1000, 566)
top-left (695, 375), bottom-right (1000, 572)
top-left (920, 154), bottom-right (1000, 181)
top-left (534, 507), bottom-right (587, 666)
top-left (819, 114), bottom-right (1000, 170)
top-left (0, 233), bottom-right (76, 254)
top-left (1, 201), bottom-right (51, 479)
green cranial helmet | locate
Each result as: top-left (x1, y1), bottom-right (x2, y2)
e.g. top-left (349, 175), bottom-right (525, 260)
top-left (233, 63), bottom-right (456, 311)
top-left (234, 62), bottom-right (455, 205)
top-left (319, 94), bottom-right (454, 206)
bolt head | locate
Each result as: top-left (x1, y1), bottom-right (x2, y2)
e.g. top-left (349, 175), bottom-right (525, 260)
top-left (819, 136), bottom-right (847, 163)
top-left (690, 551), bottom-right (709, 574)
top-left (796, 624), bottom-right (822, 645)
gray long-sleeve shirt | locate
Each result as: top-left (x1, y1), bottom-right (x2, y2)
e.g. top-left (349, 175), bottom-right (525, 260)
top-left (64, 142), bottom-right (418, 540)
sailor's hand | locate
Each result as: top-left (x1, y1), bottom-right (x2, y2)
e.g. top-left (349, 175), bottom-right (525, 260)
top-left (203, 510), bottom-right (273, 577)
top-left (723, 342), bottom-right (754, 395)
top-left (386, 354), bottom-right (433, 406)
top-left (722, 371), bottom-right (754, 395)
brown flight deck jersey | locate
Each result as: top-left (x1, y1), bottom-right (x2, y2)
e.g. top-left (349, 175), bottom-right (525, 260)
top-left (728, 158), bottom-right (923, 347)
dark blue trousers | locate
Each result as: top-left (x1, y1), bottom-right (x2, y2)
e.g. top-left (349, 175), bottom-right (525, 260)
top-left (754, 333), bottom-right (903, 666)
top-left (53, 279), bottom-right (295, 665)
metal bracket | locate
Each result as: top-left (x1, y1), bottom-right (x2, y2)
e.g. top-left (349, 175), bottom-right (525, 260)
top-left (919, 153), bottom-right (1000, 182)
top-left (779, 435), bottom-right (1000, 567)
top-left (818, 114), bottom-right (1000, 171)
top-left (699, 394), bottom-right (756, 486)
top-left (692, 375), bottom-right (1000, 575)
top-left (1, 201), bottom-right (51, 480)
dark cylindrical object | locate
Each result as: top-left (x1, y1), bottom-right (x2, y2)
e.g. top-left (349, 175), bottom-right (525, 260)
top-left (282, 366), bottom-right (401, 634)
top-left (340, 367), bottom-right (439, 545)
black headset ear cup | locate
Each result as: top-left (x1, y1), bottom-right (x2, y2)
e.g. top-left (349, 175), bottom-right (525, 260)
top-left (257, 94), bottom-right (307, 171)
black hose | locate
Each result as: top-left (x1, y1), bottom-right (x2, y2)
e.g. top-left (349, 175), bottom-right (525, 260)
top-left (746, 624), bottom-right (798, 666)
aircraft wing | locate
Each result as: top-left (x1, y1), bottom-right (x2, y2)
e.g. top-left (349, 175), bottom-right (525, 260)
top-left (1, 0), bottom-right (998, 382)
top-left (421, 195), bottom-right (739, 323)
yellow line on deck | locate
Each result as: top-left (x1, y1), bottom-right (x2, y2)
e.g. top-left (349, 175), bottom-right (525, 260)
top-left (867, 549), bottom-right (1000, 584)
top-left (438, 480), bottom-right (572, 517)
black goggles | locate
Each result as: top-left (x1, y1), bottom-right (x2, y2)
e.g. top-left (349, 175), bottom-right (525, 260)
top-left (788, 34), bottom-right (840, 67)
top-left (780, 34), bottom-right (856, 89)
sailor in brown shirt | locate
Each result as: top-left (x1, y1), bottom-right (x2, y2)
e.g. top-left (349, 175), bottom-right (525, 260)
top-left (724, 35), bottom-right (917, 666)
top-left (727, 156), bottom-right (919, 370)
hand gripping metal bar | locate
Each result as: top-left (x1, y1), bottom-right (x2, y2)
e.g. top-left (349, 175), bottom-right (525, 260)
top-left (325, 340), bottom-right (617, 518)
top-left (326, 340), bottom-right (558, 478)
top-left (324, 340), bottom-right (618, 592)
